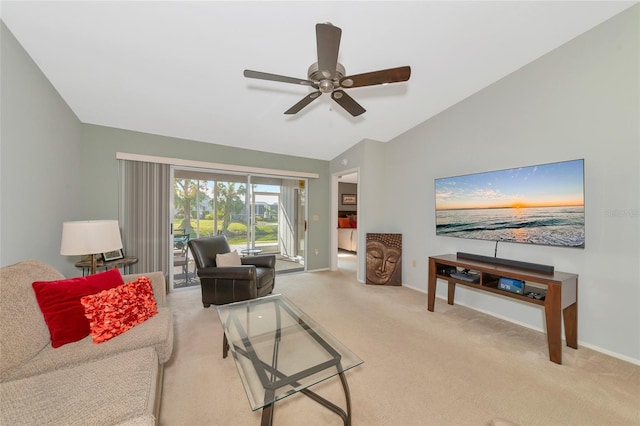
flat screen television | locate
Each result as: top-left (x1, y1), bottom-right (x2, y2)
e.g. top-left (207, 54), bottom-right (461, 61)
top-left (435, 159), bottom-right (585, 248)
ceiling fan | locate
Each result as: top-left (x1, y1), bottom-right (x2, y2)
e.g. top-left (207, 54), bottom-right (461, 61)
top-left (243, 22), bottom-right (411, 117)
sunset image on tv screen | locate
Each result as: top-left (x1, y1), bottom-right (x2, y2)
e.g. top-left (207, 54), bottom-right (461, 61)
top-left (435, 159), bottom-right (585, 248)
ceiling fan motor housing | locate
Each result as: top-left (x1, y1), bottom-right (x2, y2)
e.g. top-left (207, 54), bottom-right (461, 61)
top-left (308, 62), bottom-right (345, 93)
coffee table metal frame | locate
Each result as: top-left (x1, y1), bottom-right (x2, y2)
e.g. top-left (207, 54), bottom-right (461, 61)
top-left (216, 294), bottom-right (362, 426)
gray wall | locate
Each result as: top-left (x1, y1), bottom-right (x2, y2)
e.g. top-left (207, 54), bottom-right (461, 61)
top-left (1, 22), bottom-right (83, 276)
top-left (338, 182), bottom-right (357, 212)
top-left (332, 6), bottom-right (639, 362)
top-left (79, 125), bottom-right (330, 271)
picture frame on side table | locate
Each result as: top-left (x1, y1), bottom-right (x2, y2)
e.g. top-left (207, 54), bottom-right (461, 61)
top-left (102, 248), bottom-right (124, 262)
top-left (342, 194), bottom-right (357, 205)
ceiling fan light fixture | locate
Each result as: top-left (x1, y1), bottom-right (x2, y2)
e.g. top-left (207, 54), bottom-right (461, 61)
top-left (341, 78), bottom-right (354, 87)
top-left (319, 80), bottom-right (334, 93)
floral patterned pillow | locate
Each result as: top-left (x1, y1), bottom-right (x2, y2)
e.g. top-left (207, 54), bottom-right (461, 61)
top-left (80, 277), bottom-right (158, 344)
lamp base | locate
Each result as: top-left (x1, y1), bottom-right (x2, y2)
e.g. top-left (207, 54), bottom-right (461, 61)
top-left (90, 254), bottom-right (98, 275)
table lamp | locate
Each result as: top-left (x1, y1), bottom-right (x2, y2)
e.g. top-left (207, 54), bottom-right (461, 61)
top-left (60, 220), bottom-right (123, 275)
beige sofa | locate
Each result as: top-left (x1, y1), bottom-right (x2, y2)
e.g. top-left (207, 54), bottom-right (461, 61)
top-left (0, 261), bottom-right (174, 425)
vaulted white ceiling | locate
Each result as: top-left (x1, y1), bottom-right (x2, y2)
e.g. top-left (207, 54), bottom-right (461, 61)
top-left (1, 1), bottom-right (635, 161)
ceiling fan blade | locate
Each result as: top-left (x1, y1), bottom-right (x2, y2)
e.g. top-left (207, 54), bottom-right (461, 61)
top-left (316, 23), bottom-right (341, 79)
top-left (331, 90), bottom-right (366, 117)
top-left (340, 66), bottom-right (411, 88)
top-left (244, 70), bottom-right (318, 88)
top-left (284, 91), bottom-right (322, 115)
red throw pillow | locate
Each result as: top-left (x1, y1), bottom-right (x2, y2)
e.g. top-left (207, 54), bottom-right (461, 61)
top-left (80, 277), bottom-right (158, 344)
top-left (32, 268), bottom-right (124, 348)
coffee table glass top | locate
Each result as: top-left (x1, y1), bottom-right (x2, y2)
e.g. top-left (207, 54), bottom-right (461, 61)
top-left (216, 294), bottom-right (363, 410)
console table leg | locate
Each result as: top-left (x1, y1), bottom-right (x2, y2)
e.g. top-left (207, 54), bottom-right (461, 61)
top-left (544, 286), bottom-right (562, 364)
top-left (447, 281), bottom-right (456, 305)
top-left (427, 260), bottom-right (436, 311)
top-left (563, 302), bottom-right (578, 349)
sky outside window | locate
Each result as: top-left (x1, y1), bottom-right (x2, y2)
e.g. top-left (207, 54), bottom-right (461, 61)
top-left (435, 159), bottom-right (584, 211)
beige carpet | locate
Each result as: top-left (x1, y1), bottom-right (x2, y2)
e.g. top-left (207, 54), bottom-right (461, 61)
top-left (159, 259), bottom-right (639, 426)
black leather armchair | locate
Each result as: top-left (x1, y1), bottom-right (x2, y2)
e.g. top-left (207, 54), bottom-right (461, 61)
top-left (188, 236), bottom-right (276, 307)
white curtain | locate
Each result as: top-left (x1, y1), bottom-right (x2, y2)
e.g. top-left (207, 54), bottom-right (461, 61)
top-left (119, 160), bottom-right (171, 282)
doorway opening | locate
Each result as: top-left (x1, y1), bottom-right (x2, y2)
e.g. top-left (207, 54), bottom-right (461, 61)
top-left (335, 170), bottom-right (359, 280)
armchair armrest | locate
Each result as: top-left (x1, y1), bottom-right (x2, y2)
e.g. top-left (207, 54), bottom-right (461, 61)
top-left (196, 265), bottom-right (256, 280)
top-left (241, 254), bottom-right (276, 269)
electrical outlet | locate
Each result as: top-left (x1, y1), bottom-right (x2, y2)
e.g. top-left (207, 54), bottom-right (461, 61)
top-left (412, 259), bottom-right (417, 268)
top-left (314, 248), bottom-right (319, 256)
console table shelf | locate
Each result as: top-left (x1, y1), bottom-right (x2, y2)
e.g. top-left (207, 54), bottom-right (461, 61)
top-left (428, 254), bottom-right (578, 364)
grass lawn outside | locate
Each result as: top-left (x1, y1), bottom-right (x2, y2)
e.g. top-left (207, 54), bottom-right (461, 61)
top-left (173, 219), bottom-right (277, 245)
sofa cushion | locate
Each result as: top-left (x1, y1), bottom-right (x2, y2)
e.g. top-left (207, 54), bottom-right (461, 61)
top-left (3, 306), bottom-right (173, 381)
top-left (0, 347), bottom-right (159, 426)
top-left (32, 268), bottom-right (125, 348)
top-left (0, 261), bottom-right (64, 381)
top-left (81, 277), bottom-right (158, 344)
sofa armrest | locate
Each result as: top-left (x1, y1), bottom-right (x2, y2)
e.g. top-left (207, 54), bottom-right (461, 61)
top-left (121, 271), bottom-right (166, 307)
top-left (241, 254), bottom-right (276, 269)
top-left (196, 265), bottom-right (256, 281)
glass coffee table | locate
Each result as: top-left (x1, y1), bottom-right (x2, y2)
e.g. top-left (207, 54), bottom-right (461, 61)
top-left (216, 294), bottom-right (363, 425)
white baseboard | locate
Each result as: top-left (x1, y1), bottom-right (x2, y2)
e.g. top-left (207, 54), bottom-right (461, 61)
top-left (306, 267), bottom-right (330, 273)
top-left (400, 286), bottom-right (640, 366)
top-left (454, 299), bottom-right (640, 366)
top-left (402, 283), bottom-right (426, 294)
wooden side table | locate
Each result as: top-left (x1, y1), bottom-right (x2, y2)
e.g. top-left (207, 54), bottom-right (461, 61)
top-left (75, 256), bottom-right (138, 276)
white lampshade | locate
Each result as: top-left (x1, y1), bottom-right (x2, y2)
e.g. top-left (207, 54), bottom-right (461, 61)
top-left (60, 220), bottom-right (123, 255)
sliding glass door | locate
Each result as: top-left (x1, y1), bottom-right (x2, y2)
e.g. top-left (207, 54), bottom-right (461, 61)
top-left (170, 168), bottom-right (306, 289)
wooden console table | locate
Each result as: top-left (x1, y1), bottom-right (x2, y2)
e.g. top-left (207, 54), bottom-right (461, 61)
top-left (428, 254), bottom-right (578, 364)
